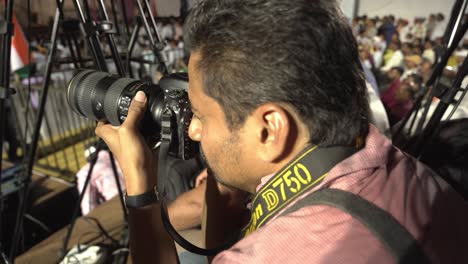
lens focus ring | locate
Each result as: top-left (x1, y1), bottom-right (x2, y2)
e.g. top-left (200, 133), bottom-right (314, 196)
top-left (67, 69), bottom-right (94, 115)
top-left (103, 78), bottom-right (140, 125)
top-left (76, 71), bottom-right (112, 120)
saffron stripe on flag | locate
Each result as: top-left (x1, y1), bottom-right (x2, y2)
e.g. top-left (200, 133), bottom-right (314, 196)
top-left (11, 13), bottom-right (31, 72)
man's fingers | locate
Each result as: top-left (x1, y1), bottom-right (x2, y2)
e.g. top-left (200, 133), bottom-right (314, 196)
top-left (123, 91), bottom-right (147, 130)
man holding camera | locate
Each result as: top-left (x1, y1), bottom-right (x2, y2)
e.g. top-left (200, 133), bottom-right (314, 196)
top-left (96, 0), bottom-right (468, 263)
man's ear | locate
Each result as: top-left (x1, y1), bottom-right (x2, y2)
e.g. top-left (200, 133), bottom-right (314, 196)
top-left (252, 104), bottom-right (296, 163)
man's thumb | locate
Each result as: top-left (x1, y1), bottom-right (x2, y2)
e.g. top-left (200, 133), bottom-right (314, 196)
top-left (123, 91), bottom-right (147, 129)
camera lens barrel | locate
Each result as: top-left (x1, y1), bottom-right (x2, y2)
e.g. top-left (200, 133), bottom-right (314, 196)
top-left (67, 69), bottom-right (97, 118)
top-left (67, 70), bottom-right (154, 126)
top-left (67, 70), bottom-right (197, 159)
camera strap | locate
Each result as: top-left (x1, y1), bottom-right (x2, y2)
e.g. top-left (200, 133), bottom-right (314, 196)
top-left (158, 110), bottom-right (235, 256)
top-left (242, 144), bottom-right (359, 237)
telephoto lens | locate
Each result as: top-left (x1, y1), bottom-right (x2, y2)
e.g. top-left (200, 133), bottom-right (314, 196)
top-left (67, 69), bottom-right (165, 139)
top-left (67, 70), bottom-right (197, 159)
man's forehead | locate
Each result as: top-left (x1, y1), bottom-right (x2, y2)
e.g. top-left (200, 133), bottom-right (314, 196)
top-left (188, 52), bottom-right (202, 88)
top-left (187, 52), bottom-right (224, 117)
top-left (187, 52), bottom-right (203, 105)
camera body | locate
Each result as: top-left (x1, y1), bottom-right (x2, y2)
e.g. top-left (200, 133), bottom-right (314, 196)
top-left (67, 70), bottom-right (198, 160)
top-left (158, 73), bottom-right (198, 160)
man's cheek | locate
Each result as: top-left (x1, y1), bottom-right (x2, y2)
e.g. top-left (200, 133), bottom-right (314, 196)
top-left (199, 144), bottom-right (210, 168)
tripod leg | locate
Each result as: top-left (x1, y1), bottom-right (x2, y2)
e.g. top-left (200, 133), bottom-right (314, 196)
top-left (96, 0), bottom-right (125, 76)
top-left (127, 19), bottom-right (143, 78)
top-left (119, 0), bottom-right (130, 37)
top-left (61, 143), bottom-right (101, 257)
top-left (0, 0), bottom-right (15, 260)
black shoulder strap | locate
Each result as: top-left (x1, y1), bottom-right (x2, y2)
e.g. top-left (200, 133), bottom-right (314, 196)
top-left (281, 188), bottom-right (430, 264)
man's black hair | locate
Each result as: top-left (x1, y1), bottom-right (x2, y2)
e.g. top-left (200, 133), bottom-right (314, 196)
top-left (184, 0), bottom-right (369, 147)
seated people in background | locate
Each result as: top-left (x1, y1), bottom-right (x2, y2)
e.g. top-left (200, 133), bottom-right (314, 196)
top-left (420, 58), bottom-right (434, 83)
top-left (411, 18), bottom-right (426, 41)
top-left (401, 42), bottom-right (414, 57)
top-left (95, 0), bottom-right (468, 263)
top-left (380, 15), bottom-right (397, 44)
top-left (359, 46), bottom-right (379, 96)
top-left (452, 49), bottom-right (468, 72)
top-left (388, 74), bottom-right (422, 125)
top-left (422, 40), bottom-right (436, 64)
top-left (359, 45), bottom-right (374, 71)
top-left (372, 34), bottom-right (387, 68)
top-left (381, 66), bottom-right (403, 110)
top-left (168, 169), bottom-right (208, 231)
top-left (425, 14), bottom-right (437, 40)
top-left (431, 13), bottom-right (446, 42)
top-left (381, 41), bottom-right (404, 72)
top-left (401, 54), bottom-right (421, 80)
top-left (413, 38), bottom-right (423, 51)
top-left (412, 44), bottom-right (423, 57)
top-left (397, 19), bottom-right (411, 43)
top-left (157, 156), bottom-right (208, 231)
top-left (403, 76), bottom-right (468, 136)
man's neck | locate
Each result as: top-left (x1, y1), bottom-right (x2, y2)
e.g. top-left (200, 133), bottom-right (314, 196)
top-left (248, 141), bottom-right (312, 193)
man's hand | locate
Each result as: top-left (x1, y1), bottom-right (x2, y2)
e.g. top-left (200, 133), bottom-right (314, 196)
top-left (195, 169), bottom-right (209, 187)
top-left (96, 91), bottom-right (179, 263)
top-left (95, 91), bottom-right (156, 195)
top-left (203, 169), bottom-right (249, 259)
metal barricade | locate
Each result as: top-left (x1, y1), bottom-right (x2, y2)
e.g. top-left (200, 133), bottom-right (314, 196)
top-left (4, 69), bottom-right (97, 181)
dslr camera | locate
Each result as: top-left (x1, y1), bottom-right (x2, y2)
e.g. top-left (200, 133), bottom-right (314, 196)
top-left (67, 70), bottom-right (198, 160)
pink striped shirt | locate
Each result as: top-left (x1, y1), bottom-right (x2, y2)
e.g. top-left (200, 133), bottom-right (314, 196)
top-left (214, 126), bottom-right (468, 263)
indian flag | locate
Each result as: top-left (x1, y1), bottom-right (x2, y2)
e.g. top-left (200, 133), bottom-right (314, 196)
top-left (10, 13), bottom-right (31, 73)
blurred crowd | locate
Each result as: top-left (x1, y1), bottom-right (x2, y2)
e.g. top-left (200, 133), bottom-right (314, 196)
top-left (139, 16), bottom-right (187, 79)
top-left (354, 13), bottom-right (468, 128)
top-left (155, 17), bottom-right (186, 72)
